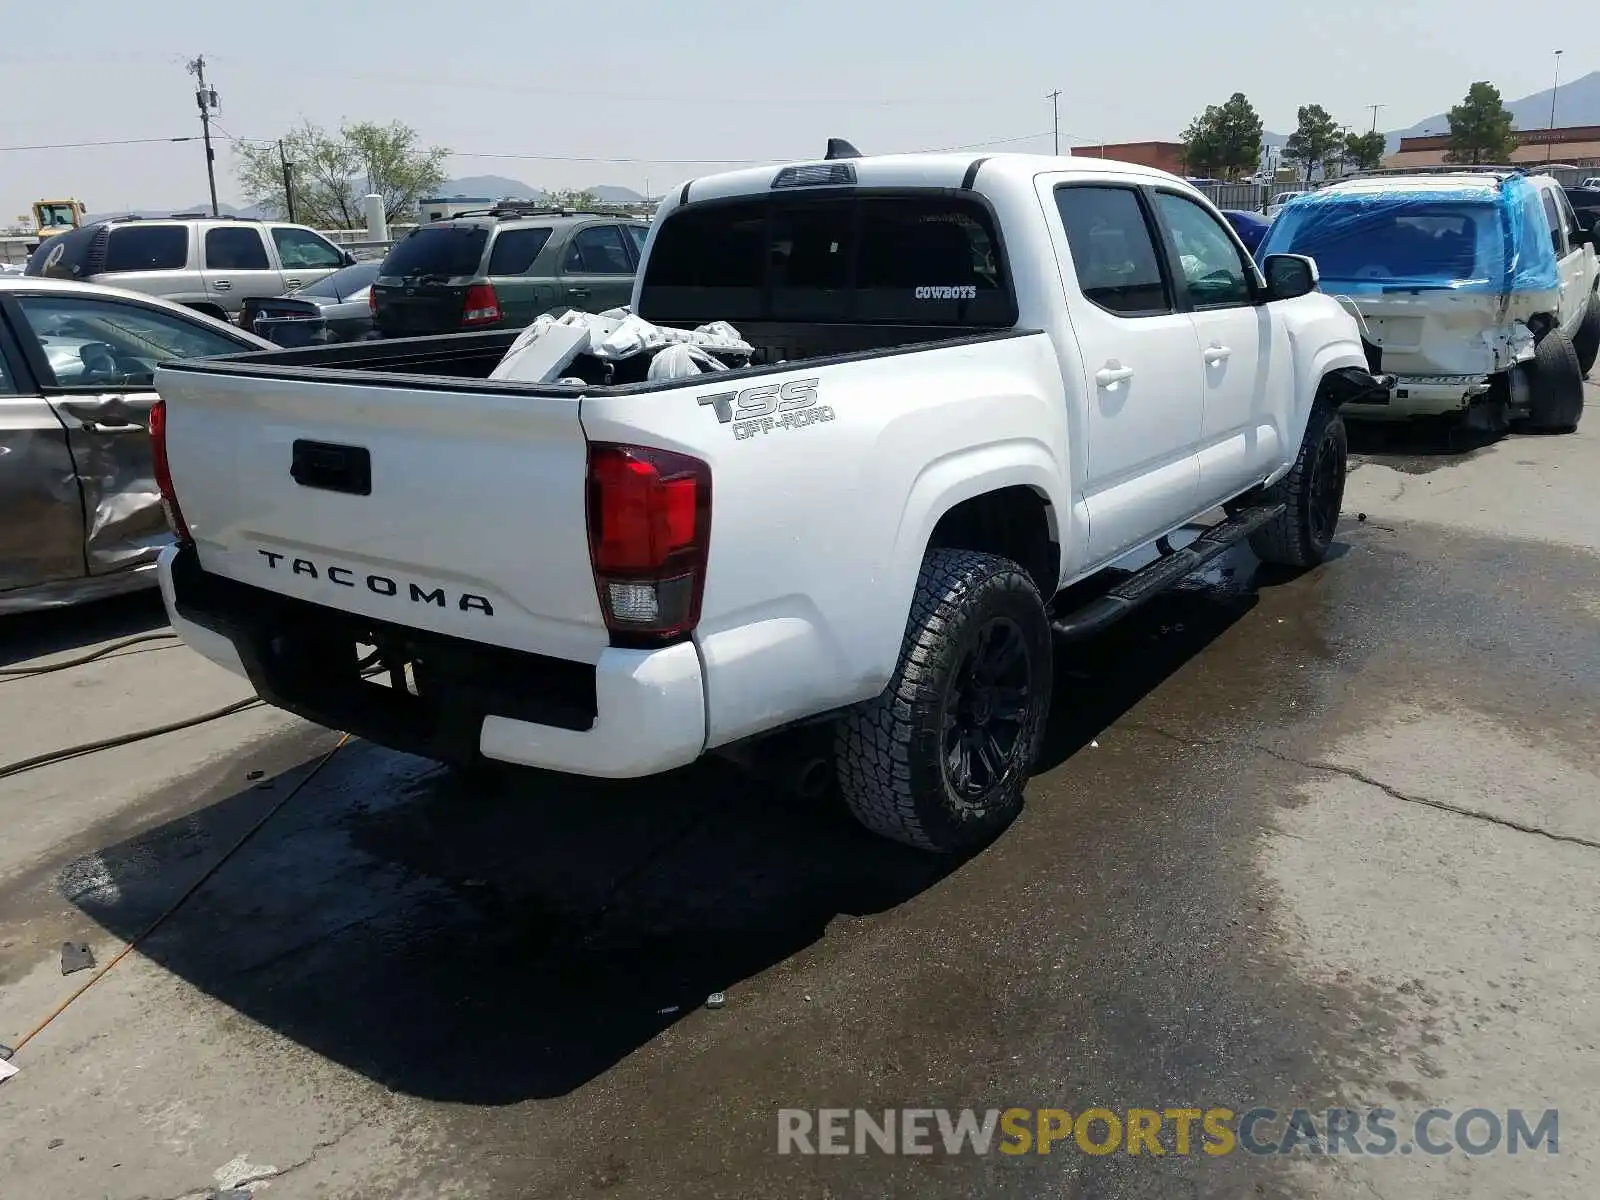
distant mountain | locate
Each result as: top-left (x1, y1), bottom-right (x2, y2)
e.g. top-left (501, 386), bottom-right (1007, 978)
top-left (433, 177), bottom-right (645, 204)
top-left (1389, 69), bottom-right (1600, 149)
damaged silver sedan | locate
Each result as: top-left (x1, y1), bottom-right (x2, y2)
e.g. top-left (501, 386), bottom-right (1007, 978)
top-left (0, 277), bottom-right (272, 613)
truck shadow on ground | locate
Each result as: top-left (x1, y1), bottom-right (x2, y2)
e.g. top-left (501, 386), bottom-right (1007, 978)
top-left (62, 550), bottom-right (1291, 1105)
top-left (0, 589), bottom-right (168, 668)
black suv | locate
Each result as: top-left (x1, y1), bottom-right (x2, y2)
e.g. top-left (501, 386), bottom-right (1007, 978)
top-left (371, 205), bottom-right (650, 336)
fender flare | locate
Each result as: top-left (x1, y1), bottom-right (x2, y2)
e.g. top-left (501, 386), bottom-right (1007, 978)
top-left (870, 439), bottom-right (1067, 669)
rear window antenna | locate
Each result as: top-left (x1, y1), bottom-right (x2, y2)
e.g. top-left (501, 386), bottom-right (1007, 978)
top-left (825, 138), bottom-right (863, 160)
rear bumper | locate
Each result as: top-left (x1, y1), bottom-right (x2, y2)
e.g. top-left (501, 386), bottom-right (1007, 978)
top-left (1341, 372), bottom-right (1493, 419)
top-left (158, 545), bottom-right (706, 778)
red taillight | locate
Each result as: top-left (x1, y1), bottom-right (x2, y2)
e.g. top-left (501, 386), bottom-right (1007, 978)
top-left (148, 399), bottom-right (191, 543)
top-left (461, 282), bottom-right (501, 326)
top-left (368, 286), bottom-right (377, 314)
top-left (586, 444), bottom-right (711, 642)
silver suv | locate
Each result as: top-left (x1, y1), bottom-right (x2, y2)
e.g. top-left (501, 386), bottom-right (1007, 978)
top-left (24, 215), bottom-right (357, 323)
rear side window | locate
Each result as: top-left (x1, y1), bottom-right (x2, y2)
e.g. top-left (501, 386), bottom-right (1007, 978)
top-left (104, 226), bottom-right (190, 273)
top-left (1541, 190), bottom-right (1565, 255)
top-left (638, 193), bottom-right (1014, 326)
top-left (205, 227), bottom-right (270, 270)
top-left (625, 224), bottom-right (648, 257)
top-left (381, 225), bottom-right (489, 278)
top-left (1054, 186), bottom-right (1170, 316)
top-left (486, 227), bottom-right (552, 275)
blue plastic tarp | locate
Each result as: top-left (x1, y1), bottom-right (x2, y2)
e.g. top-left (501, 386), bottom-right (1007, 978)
top-left (1256, 176), bottom-right (1560, 296)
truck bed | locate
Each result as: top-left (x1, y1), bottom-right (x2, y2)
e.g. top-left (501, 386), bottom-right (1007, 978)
top-left (182, 321), bottom-right (1037, 393)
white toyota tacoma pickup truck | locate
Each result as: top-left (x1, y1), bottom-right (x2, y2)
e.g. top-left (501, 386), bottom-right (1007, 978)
top-left (150, 147), bottom-right (1386, 853)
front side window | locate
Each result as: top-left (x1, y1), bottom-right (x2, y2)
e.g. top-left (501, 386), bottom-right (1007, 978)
top-left (1054, 186), bottom-right (1170, 316)
top-left (1154, 191), bottom-right (1254, 308)
top-left (272, 226), bottom-right (345, 269)
top-left (205, 227), bottom-right (270, 271)
top-left (16, 295), bottom-right (248, 388)
top-left (103, 226), bottom-right (189, 273)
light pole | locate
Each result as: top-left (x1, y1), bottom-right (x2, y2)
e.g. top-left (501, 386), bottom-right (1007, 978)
top-left (1548, 50), bottom-right (1563, 163)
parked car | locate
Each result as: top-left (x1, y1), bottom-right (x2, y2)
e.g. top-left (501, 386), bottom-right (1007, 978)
top-left (0, 275), bottom-right (272, 613)
top-left (1221, 209), bottom-right (1272, 252)
top-left (1580, 176), bottom-right (1600, 189)
top-left (1564, 185), bottom-right (1600, 234)
top-left (240, 261), bottom-right (381, 348)
top-left (369, 204), bottom-right (651, 337)
top-left (24, 216), bottom-right (358, 324)
top-left (1258, 170), bottom-right (1599, 431)
top-left (151, 148), bottom-right (1386, 854)
top-left (1265, 190), bottom-right (1310, 219)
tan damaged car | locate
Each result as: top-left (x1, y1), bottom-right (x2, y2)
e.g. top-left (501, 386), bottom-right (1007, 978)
top-left (0, 276), bottom-right (271, 613)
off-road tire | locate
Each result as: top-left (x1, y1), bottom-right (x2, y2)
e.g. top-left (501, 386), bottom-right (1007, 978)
top-left (835, 549), bottom-right (1052, 854)
top-left (1249, 404), bottom-right (1348, 568)
top-left (1571, 297), bottom-right (1600, 378)
top-left (1523, 327), bottom-right (1586, 433)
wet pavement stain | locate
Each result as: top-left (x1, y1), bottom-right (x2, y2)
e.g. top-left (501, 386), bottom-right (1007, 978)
top-left (34, 516), bottom-right (1600, 1199)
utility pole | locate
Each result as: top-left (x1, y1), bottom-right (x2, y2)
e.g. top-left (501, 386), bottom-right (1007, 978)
top-left (1548, 50), bottom-right (1564, 163)
top-left (1047, 90), bottom-right (1062, 156)
top-left (186, 56), bottom-right (220, 217)
top-left (279, 140), bottom-right (296, 223)
top-left (1367, 104), bottom-right (1384, 133)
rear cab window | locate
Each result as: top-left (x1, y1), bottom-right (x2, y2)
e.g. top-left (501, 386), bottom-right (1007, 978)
top-left (380, 224), bottom-right (489, 279)
top-left (637, 192), bottom-right (1013, 326)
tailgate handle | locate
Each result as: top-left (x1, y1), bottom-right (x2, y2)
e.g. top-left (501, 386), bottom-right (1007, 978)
top-left (290, 439), bottom-right (372, 496)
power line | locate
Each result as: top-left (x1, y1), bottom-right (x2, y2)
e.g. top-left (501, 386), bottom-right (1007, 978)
top-left (0, 135), bottom-right (198, 153)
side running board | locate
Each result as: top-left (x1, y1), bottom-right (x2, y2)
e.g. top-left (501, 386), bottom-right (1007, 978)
top-left (1049, 503), bottom-right (1285, 642)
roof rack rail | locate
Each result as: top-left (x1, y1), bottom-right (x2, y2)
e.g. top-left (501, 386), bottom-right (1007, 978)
top-left (1344, 164), bottom-right (1527, 180)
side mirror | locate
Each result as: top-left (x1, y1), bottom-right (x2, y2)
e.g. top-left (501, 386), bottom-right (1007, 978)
top-left (341, 250), bottom-right (358, 266)
top-left (1262, 253), bottom-right (1319, 301)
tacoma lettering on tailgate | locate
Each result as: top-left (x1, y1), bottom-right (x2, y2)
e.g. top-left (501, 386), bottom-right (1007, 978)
top-left (257, 549), bottom-right (494, 616)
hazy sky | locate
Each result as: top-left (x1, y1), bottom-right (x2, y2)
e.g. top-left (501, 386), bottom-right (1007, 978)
top-left (0, 0), bottom-right (1589, 224)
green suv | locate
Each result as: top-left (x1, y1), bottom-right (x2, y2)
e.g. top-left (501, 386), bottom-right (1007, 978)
top-left (371, 205), bottom-right (650, 336)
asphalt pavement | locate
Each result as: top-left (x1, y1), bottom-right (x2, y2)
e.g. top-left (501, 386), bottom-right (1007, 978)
top-left (1, 384), bottom-right (1597, 1200)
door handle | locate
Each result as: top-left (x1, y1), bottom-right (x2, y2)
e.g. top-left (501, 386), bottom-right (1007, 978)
top-left (80, 419), bottom-right (144, 434)
top-left (1095, 363), bottom-right (1134, 387)
top-left (568, 287), bottom-right (589, 299)
top-left (1203, 345), bottom-right (1232, 363)
top-left (213, 280), bottom-right (231, 290)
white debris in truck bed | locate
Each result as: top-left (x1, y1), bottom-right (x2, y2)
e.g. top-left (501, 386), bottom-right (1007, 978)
top-left (490, 307), bottom-right (752, 383)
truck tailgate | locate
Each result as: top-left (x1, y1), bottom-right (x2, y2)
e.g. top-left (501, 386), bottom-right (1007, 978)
top-left (154, 364), bottom-right (608, 663)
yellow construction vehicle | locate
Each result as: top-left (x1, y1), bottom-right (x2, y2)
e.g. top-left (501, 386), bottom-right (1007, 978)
top-left (31, 199), bottom-right (87, 245)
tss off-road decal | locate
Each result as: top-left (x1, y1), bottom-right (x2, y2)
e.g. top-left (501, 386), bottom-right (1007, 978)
top-left (698, 378), bottom-right (835, 440)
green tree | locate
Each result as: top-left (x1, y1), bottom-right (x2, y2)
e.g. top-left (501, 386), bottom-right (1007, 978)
top-left (1343, 130), bottom-right (1388, 172)
top-left (235, 120), bottom-right (449, 228)
top-left (543, 189), bottom-right (603, 210)
top-left (1444, 82), bottom-right (1516, 165)
top-left (1284, 104), bottom-right (1344, 179)
top-left (1181, 92), bottom-right (1264, 179)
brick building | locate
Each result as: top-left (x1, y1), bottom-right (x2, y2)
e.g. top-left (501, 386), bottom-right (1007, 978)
top-left (1384, 125), bottom-right (1600, 169)
top-left (1077, 141), bottom-right (1188, 174)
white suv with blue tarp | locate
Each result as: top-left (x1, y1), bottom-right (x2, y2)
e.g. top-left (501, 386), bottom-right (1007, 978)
top-left (1258, 170), bottom-right (1598, 433)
